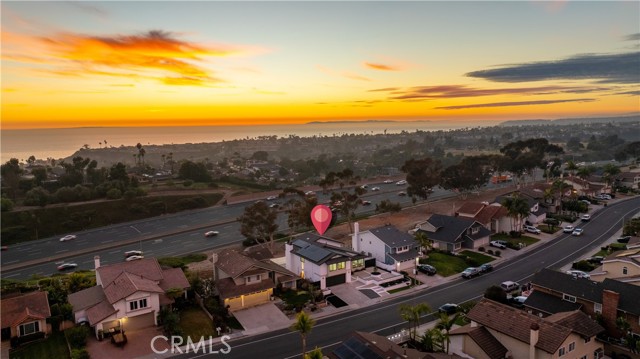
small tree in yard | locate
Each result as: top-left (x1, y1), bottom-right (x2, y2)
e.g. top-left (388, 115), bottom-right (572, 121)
top-left (159, 307), bottom-right (182, 337)
top-left (66, 326), bottom-right (89, 349)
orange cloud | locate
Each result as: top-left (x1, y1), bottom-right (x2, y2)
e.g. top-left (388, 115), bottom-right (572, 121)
top-left (35, 30), bottom-right (235, 86)
top-left (363, 62), bottom-right (400, 71)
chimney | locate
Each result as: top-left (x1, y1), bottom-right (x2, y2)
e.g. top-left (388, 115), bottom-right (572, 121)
top-left (94, 255), bottom-right (102, 286)
top-left (529, 322), bottom-right (539, 359)
top-left (602, 290), bottom-right (620, 334)
top-left (353, 222), bottom-right (360, 252)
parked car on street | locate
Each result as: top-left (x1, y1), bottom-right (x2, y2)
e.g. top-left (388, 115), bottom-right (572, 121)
top-left (462, 267), bottom-right (481, 279)
top-left (587, 256), bottom-right (604, 264)
top-left (490, 240), bottom-right (507, 249)
top-left (572, 228), bottom-right (584, 236)
top-left (500, 281), bottom-right (520, 293)
top-left (417, 264), bottom-right (437, 276)
top-left (563, 225), bottom-right (574, 233)
top-left (581, 214), bottom-right (591, 222)
top-left (523, 225), bottom-right (541, 234)
top-left (438, 303), bottom-right (459, 315)
top-left (479, 263), bottom-right (493, 273)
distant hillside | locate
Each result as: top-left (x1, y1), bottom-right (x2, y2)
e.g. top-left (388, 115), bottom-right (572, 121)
top-left (499, 114), bottom-right (640, 127)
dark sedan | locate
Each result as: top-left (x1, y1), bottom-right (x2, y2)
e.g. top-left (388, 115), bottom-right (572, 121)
top-left (438, 303), bottom-right (459, 315)
top-left (417, 264), bottom-right (437, 276)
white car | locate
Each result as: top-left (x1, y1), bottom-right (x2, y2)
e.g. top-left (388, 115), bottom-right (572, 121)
top-left (581, 214), bottom-right (591, 222)
top-left (523, 225), bottom-right (541, 234)
top-left (371, 187), bottom-right (380, 191)
top-left (305, 191), bottom-right (315, 196)
top-left (566, 270), bottom-right (590, 279)
top-left (57, 262), bottom-right (78, 271)
top-left (383, 180), bottom-right (394, 184)
top-left (490, 240), bottom-right (507, 249)
top-left (126, 255), bottom-right (144, 261)
top-left (204, 231), bottom-right (219, 237)
top-left (563, 225), bottom-right (574, 233)
top-left (396, 180), bottom-right (407, 185)
top-left (572, 228), bottom-right (584, 236)
top-left (60, 235), bottom-right (77, 242)
top-left (124, 250), bottom-right (143, 258)
top-left (596, 194), bottom-right (612, 200)
top-left (266, 195), bottom-right (278, 201)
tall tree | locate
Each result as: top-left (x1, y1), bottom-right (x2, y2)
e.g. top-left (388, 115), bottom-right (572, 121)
top-left (290, 311), bottom-right (315, 359)
top-left (436, 312), bottom-right (460, 354)
top-left (284, 189), bottom-right (318, 234)
top-left (1, 159), bottom-right (23, 199)
top-left (401, 157), bottom-right (442, 203)
top-left (421, 327), bottom-right (445, 353)
top-left (440, 155), bottom-right (492, 199)
top-left (500, 138), bottom-right (563, 187)
top-left (501, 193), bottom-right (530, 233)
top-left (238, 201), bottom-right (279, 251)
top-left (399, 302), bottom-right (431, 342)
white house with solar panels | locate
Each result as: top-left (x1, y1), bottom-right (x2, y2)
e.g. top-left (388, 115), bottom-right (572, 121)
top-left (351, 223), bottom-right (420, 273)
top-left (285, 233), bottom-right (367, 289)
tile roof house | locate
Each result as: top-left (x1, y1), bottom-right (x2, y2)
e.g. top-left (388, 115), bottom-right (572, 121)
top-left (329, 331), bottom-right (465, 359)
top-left (1, 291), bottom-right (51, 342)
top-left (449, 299), bottom-right (604, 359)
top-left (563, 176), bottom-right (605, 197)
top-left (68, 256), bottom-right (189, 339)
top-left (456, 202), bottom-right (510, 233)
top-left (286, 233), bottom-right (367, 289)
top-left (529, 268), bottom-right (640, 338)
top-left (615, 172), bottom-right (640, 190)
top-left (352, 223), bottom-right (419, 272)
top-left (495, 191), bottom-right (548, 226)
top-left (413, 214), bottom-right (491, 253)
top-left (214, 248), bottom-right (297, 311)
top-left (589, 246), bottom-right (640, 285)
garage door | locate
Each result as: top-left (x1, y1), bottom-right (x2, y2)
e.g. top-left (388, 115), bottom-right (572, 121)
top-left (125, 312), bottom-right (155, 331)
top-left (326, 274), bottom-right (346, 287)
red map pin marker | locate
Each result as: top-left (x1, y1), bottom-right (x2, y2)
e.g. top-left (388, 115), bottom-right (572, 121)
top-left (311, 205), bottom-right (332, 235)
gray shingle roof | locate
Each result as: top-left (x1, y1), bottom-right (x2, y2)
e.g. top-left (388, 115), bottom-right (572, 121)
top-left (369, 225), bottom-right (417, 248)
top-left (388, 248), bottom-right (420, 262)
top-left (420, 214), bottom-right (478, 244)
top-left (291, 236), bottom-right (365, 265)
top-left (524, 290), bottom-right (582, 315)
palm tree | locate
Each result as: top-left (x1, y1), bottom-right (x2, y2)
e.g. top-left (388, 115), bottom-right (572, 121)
top-left (399, 302), bottom-right (431, 342)
top-left (415, 232), bottom-right (432, 256)
top-left (421, 327), bottom-right (445, 352)
top-left (501, 193), bottom-right (530, 234)
top-left (290, 311), bottom-right (315, 359)
top-left (304, 347), bottom-right (323, 359)
top-left (436, 312), bottom-right (460, 354)
top-left (602, 163), bottom-right (620, 190)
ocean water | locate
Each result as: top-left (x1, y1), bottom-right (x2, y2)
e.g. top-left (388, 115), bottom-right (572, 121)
top-left (0, 120), bottom-right (491, 163)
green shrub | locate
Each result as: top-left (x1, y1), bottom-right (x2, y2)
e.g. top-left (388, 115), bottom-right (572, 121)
top-left (478, 247), bottom-right (485, 252)
top-left (71, 348), bottom-right (90, 359)
top-left (106, 188), bottom-right (122, 199)
top-left (573, 260), bottom-right (597, 272)
top-left (66, 326), bottom-right (89, 349)
top-left (487, 249), bottom-right (494, 255)
top-left (1, 197), bottom-right (15, 212)
top-left (494, 250), bottom-right (501, 257)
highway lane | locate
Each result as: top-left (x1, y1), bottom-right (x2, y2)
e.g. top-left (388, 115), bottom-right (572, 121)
top-left (175, 196), bottom-right (640, 359)
top-left (3, 181), bottom-right (462, 279)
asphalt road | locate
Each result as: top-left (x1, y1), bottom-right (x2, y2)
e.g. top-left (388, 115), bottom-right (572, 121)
top-left (2, 180), bottom-right (463, 279)
top-left (174, 195), bottom-right (640, 359)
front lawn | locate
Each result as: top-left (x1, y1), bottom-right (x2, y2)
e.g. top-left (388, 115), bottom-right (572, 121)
top-left (459, 251), bottom-right (494, 265)
top-left (278, 289), bottom-right (312, 310)
top-left (178, 306), bottom-right (217, 340)
top-left (421, 252), bottom-right (470, 277)
top-left (10, 332), bottom-right (69, 359)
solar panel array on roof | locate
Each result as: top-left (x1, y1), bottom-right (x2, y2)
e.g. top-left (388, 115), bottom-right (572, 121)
top-left (297, 245), bottom-right (332, 263)
top-left (292, 239), bottom-right (311, 248)
top-left (333, 337), bottom-right (382, 359)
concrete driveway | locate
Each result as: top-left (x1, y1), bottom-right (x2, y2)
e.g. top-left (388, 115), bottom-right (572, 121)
top-left (86, 326), bottom-right (168, 359)
top-left (232, 303), bottom-right (291, 335)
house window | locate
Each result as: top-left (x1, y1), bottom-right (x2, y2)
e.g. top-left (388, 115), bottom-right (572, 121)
top-left (558, 347), bottom-right (566, 356)
top-left (337, 262), bottom-right (345, 270)
top-left (246, 275), bottom-right (262, 284)
top-left (19, 321), bottom-right (39, 336)
top-left (471, 227), bottom-right (479, 234)
top-left (352, 259), bottom-right (364, 268)
top-left (563, 294), bottom-right (576, 303)
top-left (129, 301), bottom-right (138, 311)
top-left (139, 298), bottom-right (148, 309)
top-left (569, 342), bottom-right (575, 352)
top-left (594, 303), bottom-right (602, 314)
top-left (584, 336), bottom-right (591, 343)
top-left (623, 266), bottom-right (628, 275)
top-left (329, 263), bottom-right (337, 271)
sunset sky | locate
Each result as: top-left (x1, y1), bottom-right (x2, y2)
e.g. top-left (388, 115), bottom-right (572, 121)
top-left (2, 1), bottom-right (639, 129)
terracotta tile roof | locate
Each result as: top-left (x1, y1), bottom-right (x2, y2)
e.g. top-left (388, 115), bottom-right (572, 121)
top-left (215, 277), bottom-right (274, 299)
top-left (456, 202), bottom-right (485, 216)
top-left (1, 291), bottom-right (50, 328)
top-left (68, 286), bottom-right (107, 312)
top-left (467, 299), bottom-right (571, 354)
top-left (545, 310), bottom-right (604, 338)
top-left (86, 300), bottom-right (117, 326)
top-left (159, 268), bottom-right (191, 291)
top-left (330, 331), bottom-right (429, 359)
top-left (103, 272), bottom-right (164, 304)
top-left (450, 325), bottom-right (508, 359)
top-left (97, 257), bottom-right (164, 285)
top-left (474, 205), bottom-right (508, 225)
